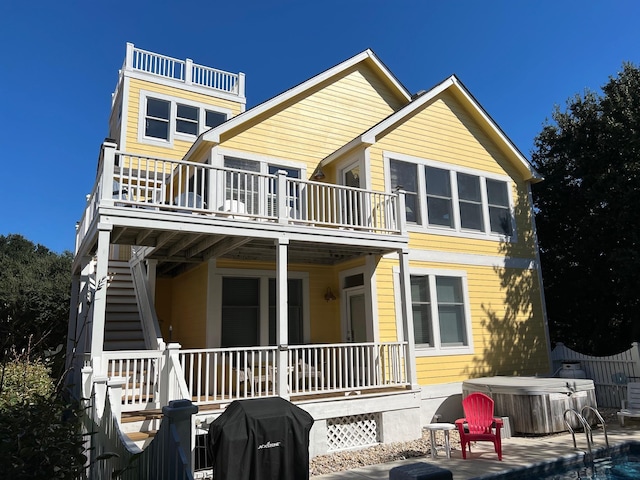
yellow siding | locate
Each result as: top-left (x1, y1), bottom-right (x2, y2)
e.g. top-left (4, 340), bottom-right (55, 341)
top-left (374, 256), bottom-right (549, 385)
top-left (217, 64), bottom-right (404, 176)
top-left (124, 78), bottom-right (244, 159)
top-left (169, 264), bottom-right (208, 348)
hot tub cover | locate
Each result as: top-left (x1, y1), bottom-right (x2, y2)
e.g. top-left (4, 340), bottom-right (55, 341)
top-left (463, 376), bottom-right (594, 395)
top-left (208, 397), bottom-right (314, 480)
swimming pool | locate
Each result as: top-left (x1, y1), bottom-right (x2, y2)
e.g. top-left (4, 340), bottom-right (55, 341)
top-left (474, 441), bottom-right (640, 479)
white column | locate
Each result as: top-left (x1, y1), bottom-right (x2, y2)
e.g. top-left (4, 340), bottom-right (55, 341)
top-left (125, 42), bottom-right (134, 71)
top-left (90, 224), bottom-right (112, 376)
top-left (398, 248), bottom-right (418, 387)
top-left (100, 141), bottom-right (118, 206)
top-left (185, 58), bottom-right (193, 85)
top-left (277, 170), bottom-right (289, 224)
top-left (276, 237), bottom-right (290, 400)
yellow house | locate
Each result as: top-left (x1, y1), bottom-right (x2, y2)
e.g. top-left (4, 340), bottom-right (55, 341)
top-left (68, 43), bottom-right (550, 473)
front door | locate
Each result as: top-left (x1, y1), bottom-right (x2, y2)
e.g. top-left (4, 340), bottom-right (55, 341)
top-left (346, 288), bottom-right (367, 342)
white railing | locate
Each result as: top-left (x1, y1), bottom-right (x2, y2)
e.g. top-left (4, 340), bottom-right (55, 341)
top-left (104, 350), bottom-right (164, 411)
top-left (130, 255), bottom-right (164, 350)
top-left (88, 381), bottom-right (195, 480)
top-left (76, 144), bottom-right (403, 253)
top-left (288, 342), bottom-right (409, 396)
top-left (551, 342), bottom-right (640, 408)
top-left (179, 346), bottom-right (278, 404)
top-left (124, 43), bottom-right (242, 95)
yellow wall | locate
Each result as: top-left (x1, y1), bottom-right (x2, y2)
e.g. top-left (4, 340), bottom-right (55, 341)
top-left (216, 64), bottom-right (405, 177)
top-left (155, 263), bottom-right (209, 348)
top-left (123, 77), bottom-right (244, 159)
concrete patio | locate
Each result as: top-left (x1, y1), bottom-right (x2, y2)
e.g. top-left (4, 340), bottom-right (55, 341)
top-left (311, 422), bottom-right (640, 479)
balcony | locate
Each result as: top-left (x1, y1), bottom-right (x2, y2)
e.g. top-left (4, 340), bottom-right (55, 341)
top-left (75, 142), bottom-right (408, 268)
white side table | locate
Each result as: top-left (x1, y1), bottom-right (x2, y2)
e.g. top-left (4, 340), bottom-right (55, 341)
top-left (424, 423), bottom-right (456, 458)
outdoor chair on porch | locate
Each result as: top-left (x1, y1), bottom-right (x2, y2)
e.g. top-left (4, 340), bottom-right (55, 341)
top-left (455, 392), bottom-right (503, 460)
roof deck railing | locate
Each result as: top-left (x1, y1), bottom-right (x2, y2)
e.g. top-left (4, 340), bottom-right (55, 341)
top-left (112, 43), bottom-right (245, 102)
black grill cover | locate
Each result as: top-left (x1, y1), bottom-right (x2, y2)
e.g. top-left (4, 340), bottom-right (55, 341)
top-left (208, 397), bottom-right (314, 480)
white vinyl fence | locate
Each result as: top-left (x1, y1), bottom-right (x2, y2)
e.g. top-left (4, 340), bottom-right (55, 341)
top-left (551, 342), bottom-right (640, 408)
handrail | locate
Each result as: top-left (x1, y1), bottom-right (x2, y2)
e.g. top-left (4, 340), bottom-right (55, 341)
top-left (129, 256), bottom-right (164, 350)
top-left (563, 408), bottom-right (592, 457)
top-left (581, 405), bottom-right (609, 451)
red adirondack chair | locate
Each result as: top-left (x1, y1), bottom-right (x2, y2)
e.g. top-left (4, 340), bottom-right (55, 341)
top-left (455, 392), bottom-right (503, 460)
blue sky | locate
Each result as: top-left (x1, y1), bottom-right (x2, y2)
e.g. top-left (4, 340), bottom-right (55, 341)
top-left (1, 0), bottom-right (639, 253)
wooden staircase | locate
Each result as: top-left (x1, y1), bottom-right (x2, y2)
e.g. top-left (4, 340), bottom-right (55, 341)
top-left (105, 260), bottom-right (146, 351)
top-left (121, 409), bottom-right (162, 448)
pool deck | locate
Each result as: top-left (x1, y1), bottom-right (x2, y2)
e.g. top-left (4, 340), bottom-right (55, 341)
top-left (311, 423), bottom-right (640, 479)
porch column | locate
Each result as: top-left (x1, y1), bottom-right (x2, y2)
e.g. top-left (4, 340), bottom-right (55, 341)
top-left (90, 224), bottom-right (113, 376)
top-left (398, 247), bottom-right (418, 387)
top-left (100, 140), bottom-right (118, 206)
top-left (275, 237), bottom-right (290, 400)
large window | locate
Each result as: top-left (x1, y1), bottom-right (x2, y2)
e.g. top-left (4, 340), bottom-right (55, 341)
top-left (410, 273), bottom-right (472, 354)
top-left (220, 276), bottom-right (305, 347)
top-left (389, 156), bottom-right (514, 237)
top-left (140, 92), bottom-right (229, 145)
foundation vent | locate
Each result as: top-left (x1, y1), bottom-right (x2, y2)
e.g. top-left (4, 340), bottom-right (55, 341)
top-left (326, 413), bottom-right (380, 452)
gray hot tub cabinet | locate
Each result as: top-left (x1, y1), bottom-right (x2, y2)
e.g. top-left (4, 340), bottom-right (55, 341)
top-left (462, 376), bottom-right (596, 435)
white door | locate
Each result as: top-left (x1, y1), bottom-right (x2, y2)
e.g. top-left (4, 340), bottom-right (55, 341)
top-left (346, 288), bottom-right (367, 343)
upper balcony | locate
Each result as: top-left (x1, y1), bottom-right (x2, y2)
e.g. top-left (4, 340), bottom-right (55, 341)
top-left (75, 142), bottom-right (408, 270)
top-left (112, 43), bottom-right (246, 106)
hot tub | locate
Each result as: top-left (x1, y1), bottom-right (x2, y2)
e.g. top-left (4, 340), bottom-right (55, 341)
top-left (462, 376), bottom-right (597, 435)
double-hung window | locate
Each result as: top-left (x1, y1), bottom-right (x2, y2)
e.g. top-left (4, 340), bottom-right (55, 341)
top-left (388, 155), bottom-right (514, 238)
top-left (140, 92), bottom-right (230, 145)
top-left (410, 271), bottom-right (473, 355)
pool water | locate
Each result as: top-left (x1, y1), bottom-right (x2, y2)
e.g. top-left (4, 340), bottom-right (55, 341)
top-left (483, 442), bottom-right (640, 480)
top-left (533, 454), bottom-right (640, 479)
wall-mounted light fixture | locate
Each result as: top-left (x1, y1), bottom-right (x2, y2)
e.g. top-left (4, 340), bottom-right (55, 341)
top-left (324, 287), bottom-right (337, 302)
top-left (311, 167), bottom-right (326, 181)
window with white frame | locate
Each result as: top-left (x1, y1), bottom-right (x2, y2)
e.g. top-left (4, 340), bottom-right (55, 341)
top-left (139, 92), bottom-right (230, 145)
top-left (388, 155), bottom-right (514, 238)
top-left (409, 272), bottom-right (473, 355)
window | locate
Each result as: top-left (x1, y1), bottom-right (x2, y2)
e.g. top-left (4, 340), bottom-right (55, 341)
top-left (390, 160), bottom-right (420, 223)
top-left (487, 179), bottom-right (512, 235)
top-left (410, 273), bottom-right (472, 354)
top-left (221, 277), bottom-right (259, 347)
top-left (139, 91), bottom-right (230, 145)
top-left (145, 98), bottom-right (170, 140)
top-left (268, 279), bottom-right (303, 345)
top-left (388, 155), bottom-right (514, 238)
top-left (176, 104), bottom-right (199, 135)
top-left (206, 110), bottom-right (227, 128)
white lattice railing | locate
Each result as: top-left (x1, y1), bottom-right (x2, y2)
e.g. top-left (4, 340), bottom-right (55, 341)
top-left (123, 43), bottom-right (243, 96)
top-left (75, 144), bottom-right (404, 253)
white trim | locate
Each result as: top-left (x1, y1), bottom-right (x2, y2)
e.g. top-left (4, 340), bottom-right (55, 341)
top-left (393, 266), bottom-right (475, 357)
top-left (210, 267), bottom-right (310, 347)
top-left (384, 150), bottom-right (518, 242)
top-left (124, 69), bottom-right (247, 105)
top-left (384, 250), bottom-right (536, 270)
top-left (137, 89), bottom-right (233, 149)
top-left (213, 147), bottom-right (308, 177)
top-left (327, 75), bottom-right (540, 182)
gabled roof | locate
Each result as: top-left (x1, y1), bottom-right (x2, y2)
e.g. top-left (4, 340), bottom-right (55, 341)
top-left (321, 75), bottom-right (542, 182)
top-left (184, 49), bottom-right (412, 160)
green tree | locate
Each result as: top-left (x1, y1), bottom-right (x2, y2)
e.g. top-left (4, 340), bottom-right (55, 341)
top-left (0, 234), bottom-right (72, 364)
top-left (531, 63), bottom-right (640, 355)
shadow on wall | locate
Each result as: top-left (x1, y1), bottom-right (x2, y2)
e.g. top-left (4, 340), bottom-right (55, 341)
top-left (432, 394), bottom-right (463, 423)
top-left (465, 189), bottom-right (549, 379)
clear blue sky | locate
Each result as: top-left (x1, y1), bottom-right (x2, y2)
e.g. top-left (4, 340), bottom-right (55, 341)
top-left (1, 0), bottom-right (639, 253)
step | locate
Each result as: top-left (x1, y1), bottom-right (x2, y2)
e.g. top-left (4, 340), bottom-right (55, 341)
top-left (126, 430), bottom-right (158, 442)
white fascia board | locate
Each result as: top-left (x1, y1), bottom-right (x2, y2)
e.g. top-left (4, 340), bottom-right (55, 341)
top-left (448, 76), bottom-right (542, 182)
top-left (320, 77), bottom-right (455, 167)
top-left (201, 49), bottom-right (411, 144)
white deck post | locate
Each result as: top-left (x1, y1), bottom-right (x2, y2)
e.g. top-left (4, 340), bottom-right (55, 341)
top-left (185, 58), bottom-right (193, 85)
top-left (396, 189), bottom-right (407, 235)
top-left (90, 224), bottom-right (112, 376)
top-left (125, 42), bottom-right (134, 71)
top-left (276, 237), bottom-right (290, 400)
top-left (100, 141), bottom-right (118, 206)
top-left (238, 72), bottom-right (246, 97)
top-left (277, 170), bottom-right (288, 224)
top-left (398, 247), bottom-right (418, 387)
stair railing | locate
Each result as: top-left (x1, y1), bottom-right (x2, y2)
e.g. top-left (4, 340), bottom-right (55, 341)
top-left (130, 248), bottom-right (164, 350)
